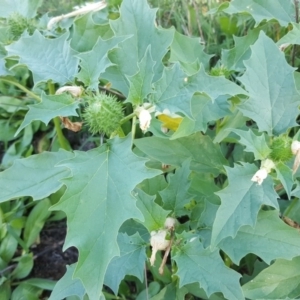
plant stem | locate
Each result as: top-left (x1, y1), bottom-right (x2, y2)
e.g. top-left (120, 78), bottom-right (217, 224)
top-left (292, 0), bottom-right (299, 66)
top-left (48, 82), bottom-right (70, 151)
top-left (0, 78), bottom-right (41, 102)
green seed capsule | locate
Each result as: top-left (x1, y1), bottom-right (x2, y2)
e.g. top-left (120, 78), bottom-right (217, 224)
top-left (83, 93), bottom-right (124, 136)
top-left (269, 136), bottom-right (293, 162)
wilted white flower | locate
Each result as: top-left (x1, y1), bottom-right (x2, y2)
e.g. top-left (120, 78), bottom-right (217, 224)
top-left (56, 86), bottom-right (83, 97)
top-left (47, 1), bottom-right (106, 30)
top-left (291, 140), bottom-right (300, 155)
top-left (251, 168), bottom-right (268, 185)
top-left (279, 43), bottom-right (291, 52)
top-left (150, 230), bottom-right (170, 266)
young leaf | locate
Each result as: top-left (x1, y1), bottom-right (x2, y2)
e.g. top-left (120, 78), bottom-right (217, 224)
top-left (102, 0), bottom-right (174, 95)
top-left (159, 159), bottom-right (194, 217)
top-left (51, 135), bottom-right (160, 299)
top-left (242, 256), bottom-right (300, 299)
top-left (172, 236), bottom-right (244, 300)
top-left (15, 93), bottom-right (79, 136)
top-left (219, 210), bottom-right (300, 265)
top-left (277, 23), bottom-right (300, 47)
top-left (231, 129), bottom-right (271, 160)
top-left (49, 264), bottom-right (86, 300)
top-left (126, 46), bottom-right (156, 105)
top-left (6, 31), bottom-right (79, 85)
top-left (238, 31), bottom-right (300, 135)
top-left (76, 35), bottom-right (128, 90)
top-left (134, 188), bottom-right (170, 232)
top-left (134, 132), bottom-right (228, 176)
top-left (223, 0), bottom-right (294, 27)
top-left (0, 150), bottom-right (72, 203)
top-left (104, 232), bottom-right (147, 295)
top-left (211, 163), bottom-right (279, 246)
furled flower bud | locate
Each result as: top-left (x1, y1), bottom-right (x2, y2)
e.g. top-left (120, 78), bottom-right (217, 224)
top-left (56, 86), bottom-right (83, 97)
top-left (291, 140), bottom-right (300, 155)
top-left (164, 217), bottom-right (176, 230)
top-left (150, 230), bottom-right (170, 266)
top-left (138, 108), bottom-right (152, 132)
top-left (251, 168), bottom-right (268, 185)
top-left (291, 140), bottom-right (300, 174)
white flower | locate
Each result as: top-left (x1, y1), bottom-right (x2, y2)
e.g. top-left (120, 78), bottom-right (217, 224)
top-left (138, 108), bottom-right (152, 132)
top-left (291, 140), bottom-right (300, 155)
top-left (150, 230), bottom-right (170, 266)
top-left (251, 168), bottom-right (268, 185)
top-left (56, 86), bottom-right (83, 97)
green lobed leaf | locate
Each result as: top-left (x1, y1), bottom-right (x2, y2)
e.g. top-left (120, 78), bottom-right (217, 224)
top-left (275, 162), bottom-right (293, 200)
top-left (223, 0), bottom-right (295, 27)
top-left (159, 159), bottom-right (194, 217)
top-left (211, 163), bottom-right (279, 246)
top-left (70, 12), bottom-right (113, 53)
top-left (49, 264), bottom-right (86, 300)
top-left (172, 235), bottom-right (244, 300)
top-left (126, 46), bottom-right (156, 105)
top-left (278, 23), bottom-right (300, 46)
top-left (102, 0), bottom-right (174, 95)
top-left (242, 256), bottom-right (300, 299)
top-left (231, 129), bottom-right (271, 160)
top-left (169, 31), bottom-right (212, 73)
top-left (51, 135), bottom-right (160, 299)
top-left (15, 92), bottom-right (79, 136)
top-left (221, 28), bottom-right (260, 71)
top-left (0, 0), bottom-right (42, 18)
top-left (134, 188), bottom-right (170, 232)
top-left (238, 31), bottom-right (300, 135)
top-left (153, 64), bottom-right (246, 118)
top-left (76, 35), bottom-right (128, 89)
top-left (219, 210), bottom-right (300, 265)
top-left (134, 132), bottom-right (228, 176)
top-left (0, 150), bottom-right (72, 203)
top-left (6, 31), bottom-right (79, 85)
top-left (172, 94), bottom-right (231, 139)
top-left (104, 232), bottom-right (147, 295)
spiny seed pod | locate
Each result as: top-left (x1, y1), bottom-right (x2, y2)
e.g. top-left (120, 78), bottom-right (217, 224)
top-left (83, 93), bottom-right (124, 136)
top-left (269, 136), bottom-right (293, 162)
top-left (7, 13), bottom-right (35, 40)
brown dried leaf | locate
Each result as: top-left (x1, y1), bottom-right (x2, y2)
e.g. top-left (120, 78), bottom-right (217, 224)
top-left (60, 116), bottom-right (82, 132)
